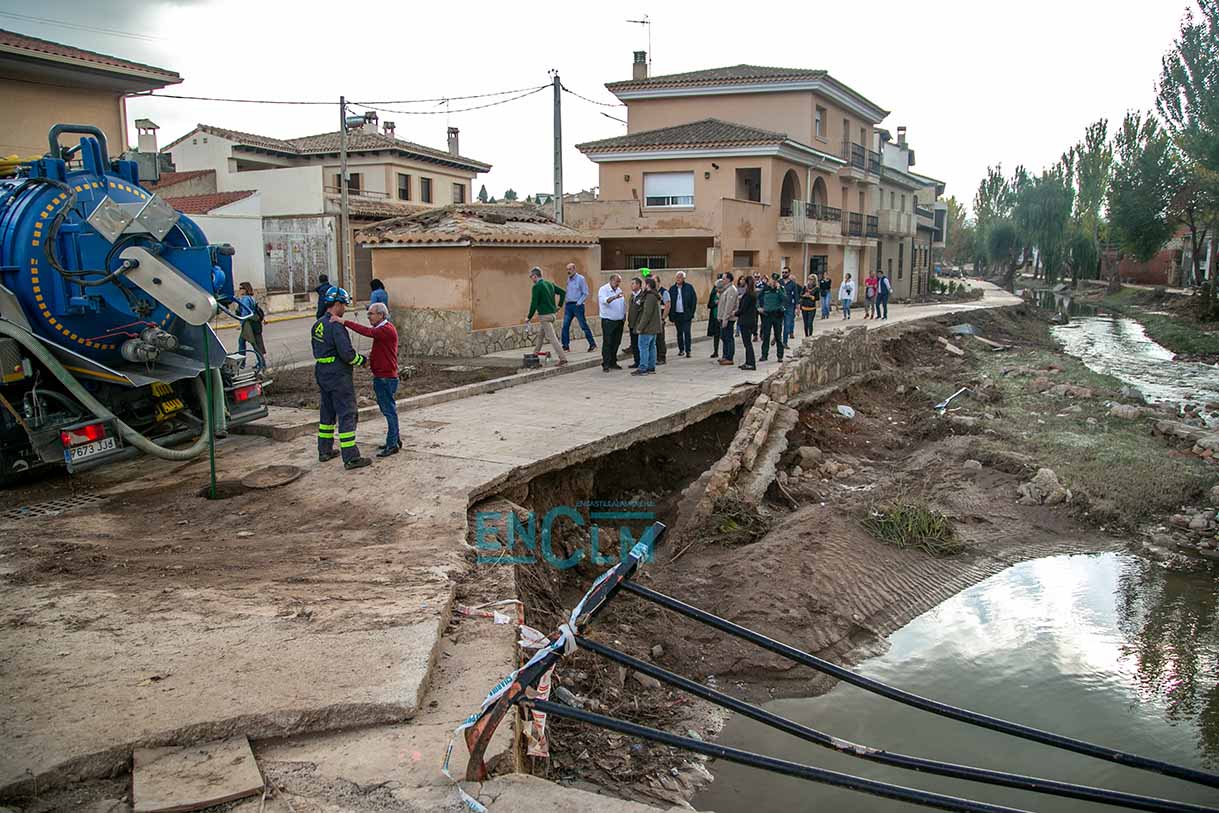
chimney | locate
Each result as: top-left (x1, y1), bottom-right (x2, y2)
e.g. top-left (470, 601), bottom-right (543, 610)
top-left (896, 126), bottom-right (907, 147)
top-left (361, 111), bottom-right (379, 134)
top-left (447, 126), bottom-right (460, 155)
top-left (383, 121), bottom-right (396, 138)
top-left (135, 118), bottom-right (159, 154)
top-left (633, 50), bottom-right (648, 80)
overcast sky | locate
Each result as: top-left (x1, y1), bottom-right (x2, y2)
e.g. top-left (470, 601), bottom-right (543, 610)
top-left (1, 0), bottom-right (1189, 215)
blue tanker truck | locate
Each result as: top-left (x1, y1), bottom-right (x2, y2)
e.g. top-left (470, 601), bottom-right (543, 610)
top-left (0, 125), bottom-right (267, 483)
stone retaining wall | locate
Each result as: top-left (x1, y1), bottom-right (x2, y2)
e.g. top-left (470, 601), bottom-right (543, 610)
top-left (393, 308), bottom-right (607, 358)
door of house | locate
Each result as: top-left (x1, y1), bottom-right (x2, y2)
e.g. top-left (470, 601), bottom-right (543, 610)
top-left (353, 243), bottom-right (373, 300)
top-left (844, 248), bottom-right (860, 282)
top-left (809, 255), bottom-right (828, 279)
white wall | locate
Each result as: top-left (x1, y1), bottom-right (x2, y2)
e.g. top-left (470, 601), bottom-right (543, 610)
top-left (216, 165), bottom-right (324, 216)
top-left (193, 202), bottom-right (268, 293)
top-left (167, 131), bottom-right (237, 174)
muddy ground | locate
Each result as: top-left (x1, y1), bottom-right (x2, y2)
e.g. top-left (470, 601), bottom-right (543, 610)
top-left (500, 307), bottom-right (1215, 807)
top-left (264, 362), bottom-right (507, 410)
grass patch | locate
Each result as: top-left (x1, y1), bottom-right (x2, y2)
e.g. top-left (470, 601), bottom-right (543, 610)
top-left (1099, 289), bottom-right (1219, 358)
top-left (862, 502), bottom-right (965, 556)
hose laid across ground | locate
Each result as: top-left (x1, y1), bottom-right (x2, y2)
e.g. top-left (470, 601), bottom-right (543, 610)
top-left (0, 318), bottom-right (218, 461)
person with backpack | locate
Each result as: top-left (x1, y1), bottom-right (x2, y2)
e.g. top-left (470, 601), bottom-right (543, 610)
top-left (877, 271), bottom-right (892, 320)
top-left (236, 281), bottom-right (266, 373)
top-left (863, 272), bottom-right (879, 319)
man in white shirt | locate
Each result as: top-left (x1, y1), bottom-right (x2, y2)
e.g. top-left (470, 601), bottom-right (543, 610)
top-left (597, 274), bottom-right (626, 372)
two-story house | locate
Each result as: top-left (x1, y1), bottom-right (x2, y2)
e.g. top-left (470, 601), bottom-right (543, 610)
top-left (568, 58), bottom-right (888, 294)
top-left (873, 126), bottom-right (946, 299)
top-left (163, 115), bottom-right (491, 299)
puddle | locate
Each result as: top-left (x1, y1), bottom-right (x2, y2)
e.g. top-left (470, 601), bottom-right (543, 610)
top-left (694, 552), bottom-right (1219, 812)
top-left (1050, 315), bottom-right (1219, 423)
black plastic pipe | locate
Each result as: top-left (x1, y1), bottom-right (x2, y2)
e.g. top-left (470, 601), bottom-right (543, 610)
top-left (620, 580), bottom-right (1219, 790)
top-left (576, 636), bottom-right (1217, 813)
top-left (527, 699), bottom-right (1033, 813)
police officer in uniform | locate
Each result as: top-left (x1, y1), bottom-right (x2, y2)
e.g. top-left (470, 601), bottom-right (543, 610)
top-left (312, 286), bottom-right (372, 470)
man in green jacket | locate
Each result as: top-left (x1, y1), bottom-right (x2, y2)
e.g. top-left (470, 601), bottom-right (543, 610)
top-left (526, 266), bottom-right (568, 365)
top-left (759, 273), bottom-right (787, 362)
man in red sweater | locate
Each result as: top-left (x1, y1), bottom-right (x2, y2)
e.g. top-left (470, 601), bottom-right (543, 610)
top-left (337, 302), bottom-right (401, 457)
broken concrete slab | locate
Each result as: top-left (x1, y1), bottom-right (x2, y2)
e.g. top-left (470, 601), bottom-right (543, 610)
top-left (477, 774), bottom-right (689, 812)
top-left (133, 736), bottom-right (262, 813)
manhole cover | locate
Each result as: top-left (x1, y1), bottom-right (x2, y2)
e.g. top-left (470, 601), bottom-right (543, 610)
top-left (240, 465), bottom-right (304, 490)
top-left (1, 492), bottom-right (105, 520)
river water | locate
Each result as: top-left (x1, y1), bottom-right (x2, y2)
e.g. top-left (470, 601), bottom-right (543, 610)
top-left (1050, 313), bottom-right (1219, 421)
top-left (693, 553), bottom-right (1219, 812)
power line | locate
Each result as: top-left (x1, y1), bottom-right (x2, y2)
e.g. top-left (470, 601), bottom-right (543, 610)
top-left (130, 91), bottom-right (333, 105)
top-left (0, 10), bottom-right (163, 42)
top-left (363, 85), bottom-right (550, 105)
top-left (352, 85), bottom-right (549, 116)
top-left (561, 84), bottom-right (625, 108)
top-left (132, 84), bottom-right (551, 108)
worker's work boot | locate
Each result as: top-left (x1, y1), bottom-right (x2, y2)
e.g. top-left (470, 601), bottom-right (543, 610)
top-left (344, 457), bottom-right (372, 470)
top-left (319, 450), bottom-right (340, 462)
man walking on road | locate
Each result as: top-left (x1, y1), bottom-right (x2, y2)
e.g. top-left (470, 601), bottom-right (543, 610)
top-left (781, 267), bottom-right (800, 344)
top-left (598, 273), bottom-right (626, 372)
top-left (340, 301), bottom-right (400, 457)
top-left (527, 267), bottom-right (568, 365)
top-left (312, 286), bottom-right (371, 470)
top-left (877, 271), bottom-right (891, 320)
top-left (717, 271), bottom-right (739, 366)
top-left (561, 262), bottom-right (596, 353)
top-left (668, 270), bottom-right (697, 358)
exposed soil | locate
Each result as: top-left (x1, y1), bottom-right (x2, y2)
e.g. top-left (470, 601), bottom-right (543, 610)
top-left (263, 362), bottom-right (507, 410)
top-left (501, 309), bottom-right (1160, 807)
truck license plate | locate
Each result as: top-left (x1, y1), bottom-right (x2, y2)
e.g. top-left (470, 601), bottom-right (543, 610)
top-left (66, 436), bottom-right (117, 463)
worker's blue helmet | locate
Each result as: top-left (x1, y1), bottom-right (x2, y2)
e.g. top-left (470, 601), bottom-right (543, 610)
top-left (322, 285), bottom-right (352, 305)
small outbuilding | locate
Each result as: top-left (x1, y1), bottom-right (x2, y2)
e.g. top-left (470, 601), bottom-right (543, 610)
top-left (358, 204), bottom-right (600, 357)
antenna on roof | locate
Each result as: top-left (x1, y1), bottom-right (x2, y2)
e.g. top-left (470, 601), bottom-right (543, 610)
top-left (626, 15), bottom-right (651, 73)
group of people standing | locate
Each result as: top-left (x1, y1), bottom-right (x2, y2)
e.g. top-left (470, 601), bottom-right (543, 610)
top-left (832, 271), bottom-right (893, 321)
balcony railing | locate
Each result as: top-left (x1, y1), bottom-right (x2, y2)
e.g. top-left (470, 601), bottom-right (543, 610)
top-left (806, 202), bottom-right (842, 222)
top-left (866, 215), bottom-right (879, 238)
top-left (915, 204), bottom-right (934, 220)
top-left (841, 142), bottom-right (883, 175)
top-left (844, 211), bottom-right (864, 237)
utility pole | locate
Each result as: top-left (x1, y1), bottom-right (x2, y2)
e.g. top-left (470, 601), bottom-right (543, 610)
top-left (338, 95), bottom-right (351, 290)
top-left (552, 71), bottom-right (563, 224)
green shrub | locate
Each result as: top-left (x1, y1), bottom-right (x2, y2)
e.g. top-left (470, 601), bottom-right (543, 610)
top-left (862, 502), bottom-right (965, 556)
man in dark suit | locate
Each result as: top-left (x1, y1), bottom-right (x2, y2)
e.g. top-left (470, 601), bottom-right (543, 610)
top-left (667, 270), bottom-right (698, 358)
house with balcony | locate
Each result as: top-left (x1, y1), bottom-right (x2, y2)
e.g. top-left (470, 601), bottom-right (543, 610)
top-left (872, 126), bottom-right (946, 298)
top-left (163, 116), bottom-right (490, 300)
top-left (567, 58), bottom-right (888, 299)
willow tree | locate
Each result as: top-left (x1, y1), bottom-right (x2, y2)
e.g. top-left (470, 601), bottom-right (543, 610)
top-left (972, 165), bottom-right (1012, 276)
top-left (1157, 0), bottom-right (1219, 317)
top-left (1027, 164), bottom-right (1076, 285)
top-left (1073, 119), bottom-right (1113, 283)
top-left (1107, 112), bottom-right (1181, 292)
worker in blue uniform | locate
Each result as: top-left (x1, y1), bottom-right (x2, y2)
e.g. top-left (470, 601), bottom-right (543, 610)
top-left (312, 286), bottom-right (372, 470)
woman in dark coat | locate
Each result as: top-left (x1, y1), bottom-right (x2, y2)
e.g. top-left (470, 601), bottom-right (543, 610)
top-left (736, 276), bottom-right (758, 371)
top-left (706, 275), bottom-right (721, 358)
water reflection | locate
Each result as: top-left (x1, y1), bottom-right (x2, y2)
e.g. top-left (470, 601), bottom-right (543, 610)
top-left (693, 553), bottom-right (1219, 813)
top-left (1051, 315), bottom-right (1219, 422)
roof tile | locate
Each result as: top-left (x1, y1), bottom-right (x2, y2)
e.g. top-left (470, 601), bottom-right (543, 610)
top-left (358, 204), bottom-right (597, 246)
top-left (607, 64), bottom-right (825, 92)
top-left (0, 28), bottom-right (180, 80)
top-left (577, 118), bottom-right (787, 153)
top-left (165, 190), bottom-right (255, 214)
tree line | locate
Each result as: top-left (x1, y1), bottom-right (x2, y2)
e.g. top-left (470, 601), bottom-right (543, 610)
top-left (941, 0), bottom-right (1218, 319)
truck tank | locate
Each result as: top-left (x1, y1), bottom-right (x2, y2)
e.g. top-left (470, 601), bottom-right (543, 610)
top-left (0, 125), bottom-right (267, 481)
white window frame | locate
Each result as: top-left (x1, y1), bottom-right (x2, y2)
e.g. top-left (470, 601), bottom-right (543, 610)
top-left (815, 106), bottom-right (826, 139)
top-left (643, 171), bottom-right (694, 208)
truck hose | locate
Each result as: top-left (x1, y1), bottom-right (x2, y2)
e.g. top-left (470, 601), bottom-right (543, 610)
top-left (0, 319), bottom-right (218, 461)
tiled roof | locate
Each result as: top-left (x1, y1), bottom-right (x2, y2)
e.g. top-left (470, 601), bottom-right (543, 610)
top-left (165, 190), bottom-right (255, 214)
top-left (326, 195), bottom-right (430, 220)
top-left (607, 64), bottom-right (825, 92)
top-left (0, 28), bottom-right (180, 81)
top-left (577, 118), bottom-right (788, 153)
top-left (358, 204), bottom-right (597, 246)
top-left (146, 169), bottom-right (215, 189)
top-left (163, 124), bottom-right (491, 172)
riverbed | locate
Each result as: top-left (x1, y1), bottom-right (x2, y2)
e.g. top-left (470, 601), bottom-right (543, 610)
top-left (1050, 313), bottom-right (1219, 424)
top-left (693, 552), bottom-right (1218, 812)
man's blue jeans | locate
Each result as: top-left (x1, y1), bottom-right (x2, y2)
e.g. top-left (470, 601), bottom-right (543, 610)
top-left (783, 307), bottom-right (796, 342)
top-left (638, 333), bottom-right (657, 372)
top-left (372, 377), bottom-right (400, 449)
top-left (561, 301), bottom-right (595, 349)
top-left (877, 294), bottom-right (889, 319)
top-left (672, 317), bottom-right (693, 354)
top-left (821, 292), bottom-right (831, 319)
top-left (720, 320), bottom-right (736, 361)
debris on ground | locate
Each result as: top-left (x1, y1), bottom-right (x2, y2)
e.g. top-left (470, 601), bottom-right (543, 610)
top-left (934, 387), bottom-right (970, 412)
top-left (132, 736), bottom-right (263, 813)
top-left (836, 405), bottom-right (856, 419)
top-left (937, 337), bottom-right (965, 356)
top-left (1017, 468), bottom-right (1072, 506)
top-left (949, 323), bottom-right (977, 336)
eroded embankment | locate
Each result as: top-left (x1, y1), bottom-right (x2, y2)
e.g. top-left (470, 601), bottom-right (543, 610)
top-left (468, 308), bottom-right (1185, 807)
